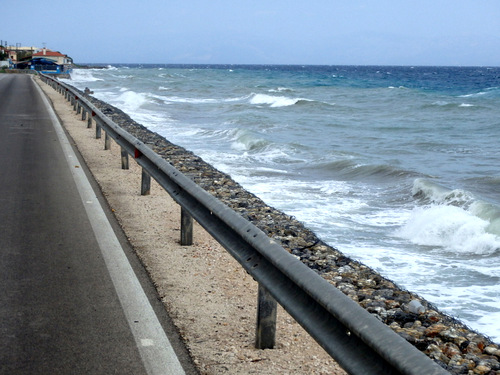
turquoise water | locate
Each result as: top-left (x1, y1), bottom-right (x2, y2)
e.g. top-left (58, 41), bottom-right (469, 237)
top-left (66, 64), bottom-right (500, 341)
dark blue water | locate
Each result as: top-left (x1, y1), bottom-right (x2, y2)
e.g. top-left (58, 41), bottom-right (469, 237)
top-left (67, 64), bottom-right (500, 341)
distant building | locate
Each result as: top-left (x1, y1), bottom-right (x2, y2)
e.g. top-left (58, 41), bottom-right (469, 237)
top-left (29, 48), bottom-right (73, 76)
top-left (3, 46), bottom-right (37, 64)
top-left (0, 46), bottom-right (8, 67)
top-left (8, 50), bottom-right (17, 62)
top-left (31, 48), bottom-right (73, 65)
top-left (3, 45), bottom-right (73, 76)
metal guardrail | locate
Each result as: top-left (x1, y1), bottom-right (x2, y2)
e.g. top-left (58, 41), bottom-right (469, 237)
top-left (39, 73), bottom-right (449, 375)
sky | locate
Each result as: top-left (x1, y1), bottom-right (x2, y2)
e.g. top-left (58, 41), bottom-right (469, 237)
top-left (2, 1), bottom-right (500, 66)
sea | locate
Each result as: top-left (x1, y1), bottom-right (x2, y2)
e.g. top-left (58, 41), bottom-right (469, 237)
top-left (64, 64), bottom-right (500, 342)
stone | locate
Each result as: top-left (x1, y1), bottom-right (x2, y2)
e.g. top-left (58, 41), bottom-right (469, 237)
top-left (484, 345), bottom-right (500, 357)
top-left (473, 364), bottom-right (491, 374)
top-left (406, 299), bottom-right (426, 314)
top-left (425, 324), bottom-right (447, 338)
top-left (443, 342), bottom-right (461, 358)
top-left (466, 342), bottom-right (484, 355)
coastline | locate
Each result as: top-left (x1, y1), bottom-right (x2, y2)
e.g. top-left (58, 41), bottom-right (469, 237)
top-left (35, 76), bottom-right (500, 374)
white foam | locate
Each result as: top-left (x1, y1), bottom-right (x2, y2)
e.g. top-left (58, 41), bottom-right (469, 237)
top-left (90, 89), bottom-right (173, 129)
top-left (163, 96), bottom-right (218, 104)
top-left (268, 87), bottom-right (294, 93)
top-left (396, 205), bottom-right (500, 255)
top-left (114, 90), bottom-right (148, 111)
top-left (459, 91), bottom-right (487, 98)
top-left (432, 100), bottom-right (450, 106)
top-left (351, 210), bottom-right (409, 228)
top-left (250, 93), bottom-right (299, 107)
top-left (477, 313), bottom-right (500, 342)
top-left (65, 69), bottom-right (104, 83)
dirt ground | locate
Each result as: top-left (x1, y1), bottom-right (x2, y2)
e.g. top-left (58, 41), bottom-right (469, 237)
top-left (35, 77), bottom-right (347, 375)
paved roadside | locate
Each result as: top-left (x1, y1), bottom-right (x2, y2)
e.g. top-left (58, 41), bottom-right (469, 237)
top-left (0, 74), bottom-right (195, 375)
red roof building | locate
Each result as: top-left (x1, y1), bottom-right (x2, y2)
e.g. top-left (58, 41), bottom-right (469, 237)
top-left (32, 48), bottom-right (72, 65)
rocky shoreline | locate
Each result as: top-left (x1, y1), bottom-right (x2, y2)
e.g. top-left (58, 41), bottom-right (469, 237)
top-left (75, 84), bottom-right (499, 374)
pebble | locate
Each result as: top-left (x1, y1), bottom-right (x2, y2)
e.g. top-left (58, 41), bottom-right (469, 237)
top-left (71, 85), bottom-right (500, 375)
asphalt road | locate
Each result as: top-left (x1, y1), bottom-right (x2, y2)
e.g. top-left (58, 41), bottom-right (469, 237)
top-left (0, 74), bottom-right (194, 375)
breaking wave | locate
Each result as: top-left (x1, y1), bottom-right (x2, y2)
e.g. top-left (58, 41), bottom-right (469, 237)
top-left (249, 93), bottom-right (320, 108)
top-left (396, 179), bottom-right (500, 255)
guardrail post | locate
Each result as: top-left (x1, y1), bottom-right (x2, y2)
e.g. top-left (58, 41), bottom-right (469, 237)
top-left (88, 111), bottom-right (95, 128)
top-left (121, 147), bottom-right (129, 170)
top-left (104, 132), bottom-right (111, 150)
top-left (255, 284), bottom-right (277, 349)
top-left (77, 102), bottom-right (81, 115)
top-left (141, 168), bottom-right (151, 196)
top-left (180, 208), bottom-right (193, 246)
top-left (96, 121), bottom-right (102, 139)
top-left (81, 109), bottom-right (87, 121)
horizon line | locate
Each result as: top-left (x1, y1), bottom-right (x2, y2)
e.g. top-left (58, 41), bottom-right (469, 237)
top-left (75, 62), bottom-right (500, 68)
